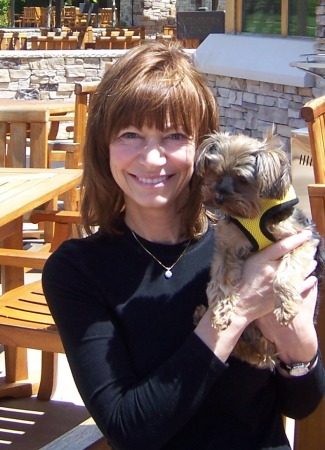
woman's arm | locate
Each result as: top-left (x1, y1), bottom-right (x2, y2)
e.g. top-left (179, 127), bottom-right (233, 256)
top-left (42, 243), bottom-right (227, 450)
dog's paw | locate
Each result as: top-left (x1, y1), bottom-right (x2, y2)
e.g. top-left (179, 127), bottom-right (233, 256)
top-left (273, 300), bottom-right (299, 325)
top-left (210, 301), bottom-right (234, 330)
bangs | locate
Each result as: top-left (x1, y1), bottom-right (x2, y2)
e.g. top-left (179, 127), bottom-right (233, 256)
top-left (108, 75), bottom-right (200, 140)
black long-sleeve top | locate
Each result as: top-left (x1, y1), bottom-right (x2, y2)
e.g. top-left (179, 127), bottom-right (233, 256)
top-left (42, 225), bottom-right (325, 450)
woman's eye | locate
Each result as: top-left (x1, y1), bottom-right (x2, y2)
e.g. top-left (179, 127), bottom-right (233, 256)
top-left (121, 132), bottom-right (139, 139)
top-left (167, 133), bottom-right (190, 141)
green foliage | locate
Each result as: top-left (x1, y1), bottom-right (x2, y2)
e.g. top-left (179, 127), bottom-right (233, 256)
top-left (243, 0), bottom-right (317, 37)
top-left (0, 0), bottom-right (10, 26)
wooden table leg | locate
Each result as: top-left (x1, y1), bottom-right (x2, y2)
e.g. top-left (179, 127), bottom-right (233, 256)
top-left (1, 217), bottom-right (24, 292)
top-left (0, 217), bottom-right (37, 398)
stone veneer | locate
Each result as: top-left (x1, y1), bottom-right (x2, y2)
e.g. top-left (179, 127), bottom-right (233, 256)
top-left (0, 50), bottom-right (119, 100)
top-left (119, 0), bottom-right (221, 35)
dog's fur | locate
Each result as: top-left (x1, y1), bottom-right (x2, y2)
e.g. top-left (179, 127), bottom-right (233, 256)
top-left (196, 130), bottom-right (325, 369)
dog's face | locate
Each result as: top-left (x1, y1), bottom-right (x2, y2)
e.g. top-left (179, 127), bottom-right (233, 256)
top-left (196, 131), bottom-right (292, 219)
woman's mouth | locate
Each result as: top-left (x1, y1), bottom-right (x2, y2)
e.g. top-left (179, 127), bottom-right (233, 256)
top-left (135, 175), bottom-right (171, 185)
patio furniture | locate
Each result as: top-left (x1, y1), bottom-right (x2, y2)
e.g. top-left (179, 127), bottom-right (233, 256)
top-left (95, 34), bottom-right (141, 49)
top-left (40, 6), bottom-right (55, 28)
top-left (48, 81), bottom-right (99, 165)
top-left (29, 34), bottom-right (79, 50)
top-left (0, 168), bottom-right (82, 400)
top-left (69, 25), bottom-right (93, 49)
top-left (0, 99), bottom-right (75, 169)
top-left (98, 7), bottom-right (113, 27)
top-left (293, 183), bottom-right (325, 450)
top-left (0, 31), bottom-right (14, 50)
top-left (21, 7), bottom-right (41, 27)
top-left (301, 95), bottom-right (325, 183)
top-left (62, 6), bottom-right (80, 27)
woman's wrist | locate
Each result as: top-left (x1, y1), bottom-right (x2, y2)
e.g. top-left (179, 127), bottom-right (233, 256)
top-left (276, 352), bottom-right (319, 377)
top-left (195, 310), bottom-right (248, 362)
top-left (273, 326), bottom-right (318, 365)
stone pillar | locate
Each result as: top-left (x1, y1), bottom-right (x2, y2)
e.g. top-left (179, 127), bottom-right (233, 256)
top-left (119, 0), bottom-right (177, 34)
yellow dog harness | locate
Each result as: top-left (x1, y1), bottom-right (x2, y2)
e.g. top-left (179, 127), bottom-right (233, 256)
top-left (230, 185), bottom-right (299, 252)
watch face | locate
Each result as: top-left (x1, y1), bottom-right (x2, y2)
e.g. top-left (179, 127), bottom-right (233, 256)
top-left (289, 364), bottom-right (309, 376)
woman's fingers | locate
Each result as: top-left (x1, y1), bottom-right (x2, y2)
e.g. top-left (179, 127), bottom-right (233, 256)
top-left (259, 230), bottom-right (313, 262)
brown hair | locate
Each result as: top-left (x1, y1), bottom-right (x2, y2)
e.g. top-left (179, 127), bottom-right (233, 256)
top-left (81, 41), bottom-right (219, 237)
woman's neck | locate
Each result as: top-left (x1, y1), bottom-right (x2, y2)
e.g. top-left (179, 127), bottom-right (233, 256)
top-left (124, 209), bottom-right (186, 244)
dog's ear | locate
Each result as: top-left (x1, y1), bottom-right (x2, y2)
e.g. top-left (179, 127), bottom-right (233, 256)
top-left (195, 132), bottom-right (223, 176)
top-left (255, 135), bottom-right (292, 199)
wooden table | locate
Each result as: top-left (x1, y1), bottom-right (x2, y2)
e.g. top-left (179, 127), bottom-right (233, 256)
top-left (0, 168), bottom-right (82, 397)
top-left (0, 99), bottom-right (75, 168)
top-left (0, 167), bottom-right (82, 291)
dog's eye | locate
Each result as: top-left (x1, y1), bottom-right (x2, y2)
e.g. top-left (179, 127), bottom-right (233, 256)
top-left (238, 176), bottom-right (248, 184)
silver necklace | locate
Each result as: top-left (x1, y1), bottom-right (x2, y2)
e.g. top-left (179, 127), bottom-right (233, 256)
top-left (131, 230), bottom-right (191, 279)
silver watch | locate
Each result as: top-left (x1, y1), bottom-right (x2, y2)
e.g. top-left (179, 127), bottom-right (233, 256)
top-left (279, 354), bottom-right (318, 377)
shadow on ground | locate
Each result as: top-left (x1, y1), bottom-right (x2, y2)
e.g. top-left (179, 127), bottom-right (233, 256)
top-left (0, 396), bottom-right (90, 449)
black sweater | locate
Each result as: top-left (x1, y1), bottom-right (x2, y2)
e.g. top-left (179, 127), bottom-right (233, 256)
top-left (42, 225), bottom-right (325, 450)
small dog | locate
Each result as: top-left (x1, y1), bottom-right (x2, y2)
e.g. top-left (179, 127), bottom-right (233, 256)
top-left (196, 130), bottom-right (325, 369)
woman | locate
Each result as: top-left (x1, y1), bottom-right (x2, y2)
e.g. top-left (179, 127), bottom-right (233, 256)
top-left (42, 41), bottom-right (325, 450)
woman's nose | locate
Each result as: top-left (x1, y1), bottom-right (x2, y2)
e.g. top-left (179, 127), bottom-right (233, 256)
top-left (141, 144), bottom-right (166, 166)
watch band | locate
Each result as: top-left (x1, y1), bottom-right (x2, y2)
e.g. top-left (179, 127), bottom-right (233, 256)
top-left (279, 353), bottom-right (318, 377)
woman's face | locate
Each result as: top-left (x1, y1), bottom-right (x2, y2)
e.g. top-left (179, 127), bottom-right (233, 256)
top-left (109, 124), bottom-right (196, 214)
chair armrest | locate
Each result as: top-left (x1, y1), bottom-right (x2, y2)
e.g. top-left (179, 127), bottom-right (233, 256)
top-left (0, 249), bottom-right (50, 270)
top-left (30, 210), bottom-right (81, 225)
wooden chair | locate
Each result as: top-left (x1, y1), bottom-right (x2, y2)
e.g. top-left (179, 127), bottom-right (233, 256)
top-left (48, 81), bottom-right (99, 168)
top-left (0, 31), bottom-right (14, 50)
top-left (0, 109), bottom-right (49, 168)
top-left (69, 25), bottom-right (93, 49)
top-left (40, 6), bottom-right (55, 28)
top-left (95, 36), bottom-right (112, 49)
top-left (29, 35), bottom-right (79, 50)
top-left (13, 31), bottom-right (27, 50)
top-left (47, 81), bottom-right (99, 209)
top-left (301, 95), bottom-right (325, 184)
top-left (21, 7), bottom-right (41, 27)
top-left (0, 209), bottom-right (81, 401)
top-left (293, 183), bottom-right (325, 450)
top-left (61, 6), bottom-right (79, 27)
top-left (8, 8), bottom-right (22, 27)
top-left (98, 8), bottom-right (112, 27)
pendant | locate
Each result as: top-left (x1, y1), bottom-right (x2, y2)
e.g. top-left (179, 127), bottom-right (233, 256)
top-left (165, 269), bottom-right (173, 279)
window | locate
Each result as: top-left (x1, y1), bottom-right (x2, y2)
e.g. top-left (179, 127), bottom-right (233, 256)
top-left (234, 0), bottom-right (317, 37)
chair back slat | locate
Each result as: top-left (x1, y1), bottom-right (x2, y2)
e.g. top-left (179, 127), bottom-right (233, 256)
top-left (0, 110), bottom-right (49, 168)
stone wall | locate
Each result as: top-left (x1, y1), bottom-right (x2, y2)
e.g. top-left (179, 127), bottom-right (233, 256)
top-left (119, 0), bottom-right (219, 35)
top-left (120, 0), bottom-right (177, 34)
top-left (206, 74), bottom-right (319, 150)
top-left (0, 50), bottom-right (119, 100)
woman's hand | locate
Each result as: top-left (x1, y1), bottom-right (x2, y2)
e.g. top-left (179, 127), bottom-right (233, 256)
top-left (246, 230), bottom-right (319, 365)
top-left (256, 271), bottom-right (319, 366)
top-left (235, 230), bottom-right (316, 325)
top-left (195, 230), bottom-right (318, 364)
